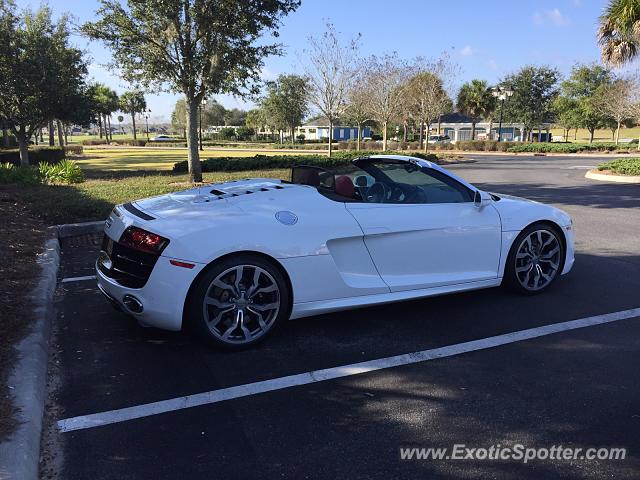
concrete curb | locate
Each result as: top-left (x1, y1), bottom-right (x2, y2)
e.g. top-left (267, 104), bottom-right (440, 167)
top-left (0, 229), bottom-right (59, 480)
top-left (585, 169), bottom-right (640, 184)
top-left (56, 220), bottom-right (104, 238)
top-left (0, 220), bottom-right (103, 480)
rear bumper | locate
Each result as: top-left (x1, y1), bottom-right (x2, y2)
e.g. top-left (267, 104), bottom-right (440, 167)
top-left (96, 255), bottom-right (205, 331)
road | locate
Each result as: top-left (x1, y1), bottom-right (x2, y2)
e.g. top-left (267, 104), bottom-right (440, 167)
top-left (43, 154), bottom-right (640, 479)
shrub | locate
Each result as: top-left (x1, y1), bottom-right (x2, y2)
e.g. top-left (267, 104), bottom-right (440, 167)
top-left (0, 163), bottom-right (41, 185)
top-left (506, 142), bottom-right (627, 154)
top-left (173, 151), bottom-right (439, 173)
top-left (38, 160), bottom-right (84, 184)
top-left (0, 146), bottom-right (66, 166)
top-left (219, 127), bottom-right (237, 140)
top-left (145, 140), bottom-right (185, 147)
top-left (112, 139), bottom-right (148, 146)
top-left (64, 145), bottom-right (84, 155)
top-left (597, 158), bottom-right (640, 176)
top-left (82, 138), bottom-right (108, 145)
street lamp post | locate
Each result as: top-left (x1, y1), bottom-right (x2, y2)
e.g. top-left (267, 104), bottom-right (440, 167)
top-left (144, 109), bottom-right (151, 140)
top-left (199, 98), bottom-right (207, 151)
top-left (491, 86), bottom-right (513, 142)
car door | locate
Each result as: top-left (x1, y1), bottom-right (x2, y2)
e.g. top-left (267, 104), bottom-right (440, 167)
top-left (345, 162), bottom-right (502, 292)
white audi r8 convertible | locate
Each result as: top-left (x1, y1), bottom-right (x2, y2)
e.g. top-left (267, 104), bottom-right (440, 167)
top-left (96, 155), bottom-right (574, 348)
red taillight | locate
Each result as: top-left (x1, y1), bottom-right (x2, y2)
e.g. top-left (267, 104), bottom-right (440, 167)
top-left (120, 227), bottom-right (169, 254)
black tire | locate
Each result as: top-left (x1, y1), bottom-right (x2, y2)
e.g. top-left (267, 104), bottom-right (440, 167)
top-left (502, 222), bottom-right (565, 295)
top-left (186, 253), bottom-right (291, 350)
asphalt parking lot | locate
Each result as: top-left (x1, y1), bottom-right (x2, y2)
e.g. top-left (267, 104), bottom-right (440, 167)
top-left (44, 154), bottom-right (640, 479)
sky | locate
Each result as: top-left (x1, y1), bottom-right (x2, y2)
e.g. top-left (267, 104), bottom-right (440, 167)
top-left (14, 0), bottom-right (621, 122)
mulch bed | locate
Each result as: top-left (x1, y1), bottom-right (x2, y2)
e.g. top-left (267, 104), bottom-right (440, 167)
top-left (0, 186), bottom-right (47, 441)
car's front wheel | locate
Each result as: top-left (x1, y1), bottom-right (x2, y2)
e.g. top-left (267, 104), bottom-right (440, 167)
top-left (503, 223), bottom-right (565, 294)
top-left (187, 254), bottom-right (290, 349)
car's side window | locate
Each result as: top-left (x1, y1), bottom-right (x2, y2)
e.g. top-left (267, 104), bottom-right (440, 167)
top-left (326, 162), bottom-right (474, 204)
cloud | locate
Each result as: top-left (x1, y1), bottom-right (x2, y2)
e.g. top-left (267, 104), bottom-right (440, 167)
top-left (532, 8), bottom-right (569, 26)
top-left (459, 45), bottom-right (474, 57)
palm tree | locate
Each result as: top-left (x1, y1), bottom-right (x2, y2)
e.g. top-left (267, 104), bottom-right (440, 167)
top-left (598, 0), bottom-right (640, 66)
top-left (456, 80), bottom-right (495, 140)
top-left (119, 91), bottom-right (147, 140)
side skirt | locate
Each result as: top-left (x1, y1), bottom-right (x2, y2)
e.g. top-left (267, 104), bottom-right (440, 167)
top-left (290, 278), bottom-right (502, 320)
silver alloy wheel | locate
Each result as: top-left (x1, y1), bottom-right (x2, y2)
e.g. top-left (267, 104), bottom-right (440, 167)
top-left (202, 264), bottom-right (280, 344)
top-left (514, 229), bottom-right (562, 291)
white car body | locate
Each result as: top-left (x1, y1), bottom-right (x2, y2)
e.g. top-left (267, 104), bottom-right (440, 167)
top-left (96, 155), bottom-right (574, 332)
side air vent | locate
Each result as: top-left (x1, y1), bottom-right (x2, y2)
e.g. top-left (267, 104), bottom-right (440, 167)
top-left (210, 189), bottom-right (226, 195)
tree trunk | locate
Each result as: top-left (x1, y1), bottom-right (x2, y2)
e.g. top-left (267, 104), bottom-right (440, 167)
top-left (3, 123), bottom-right (9, 148)
top-left (574, 129), bottom-right (577, 141)
top-left (48, 120), bottom-right (55, 146)
top-left (588, 128), bottom-right (594, 144)
top-left (56, 119), bottom-right (65, 146)
top-left (419, 121), bottom-right (424, 149)
top-left (356, 124), bottom-right (361, 151)
top-left (424, 123), bottom-right (431, 153)
top-left (131, 112), bottom-right (137, 140)
top-left (471, 122), bottom-right (476, 141)
top-left (186, 97), bottom-right (202, 183)
top-left (382, 121), bottom-right (388, 152)
top-left (98, 115), bottom-right (103, 139)
top-left (403, 122), bottom-right (407, 142)
top-left (64, 123), bottom-right (68, 145)
top-left (108, 115), bottom-right (113, 142)
top-left (437, 115), bottom-right (442, 135)
top-left (16, 127), bottom-right (29, 166)
top-left (328, 120), bottom-right (333, 157)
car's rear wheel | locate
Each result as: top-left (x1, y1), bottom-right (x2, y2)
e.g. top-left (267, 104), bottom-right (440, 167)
top-left (187, 254), bottom-right (290, 349)
top-left (503, 223), bottom-right (564, 294)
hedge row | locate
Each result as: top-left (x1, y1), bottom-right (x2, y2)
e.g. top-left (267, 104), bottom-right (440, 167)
top-left (173, 151), bottom-right (438, 173)
top-left (506, 142), bottom-right (636, 153)
top-left (0, 146), bottom-right (66, 166)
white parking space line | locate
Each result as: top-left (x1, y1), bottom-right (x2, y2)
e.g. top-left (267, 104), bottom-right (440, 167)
top-left (60, 275), bottom-right (96, 283)
top-left (57, 307), bottom-right (640, 433)
top-left (566, 165), bottom-right (598, 169)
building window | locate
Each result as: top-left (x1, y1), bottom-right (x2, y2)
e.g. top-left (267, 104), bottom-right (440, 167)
top-left (308, 128), bottom-right (316, 133)
top-left (339, 129), bottom-right (345, 138)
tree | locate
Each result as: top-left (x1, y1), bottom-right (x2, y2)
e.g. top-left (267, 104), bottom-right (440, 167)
top-left (262, 74), bottom-right (309, 142)
top-left (598, 0), bottom-right (640, 66)
top-left (91, 83), bottom-right (119, 142)
top-left (202, 100), bottom-right (226, 128)
top-left (84, 0), bottom-right (300, 183)
top-left (245, 107), bottom-right (269, 140)
top-left (560, 64), bottom-right (612, 143)
top-left (343, 68), bottom-right (371, 151)
top-left (117, 114), bottom-right (124, 134)
top-left (456, 79), bottom-right (495, 141)
top-left (223, 108), bottom-right (247, 126)
top-left (360, 53), bottom-right (410, 151)
top-left (501, 66), bottom-right (560, 142)
top-left (551, 96), bottom-right (581, 141)
top-left (119, 90), bottom-right (146, 140)
top-left (407, 62), bottom-right (453, 151)
top-left (0, 2), bottom-right (89, 165)
top-left (171, 99), bottom-right (187, 138)
top-left (593, 76), bottom-right (639, 144)
top-left (303, 23), bottom-right (359, 157)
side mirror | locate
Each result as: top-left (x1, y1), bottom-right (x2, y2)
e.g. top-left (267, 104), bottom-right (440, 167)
top-left (474, 190), bottom-right (492, 209)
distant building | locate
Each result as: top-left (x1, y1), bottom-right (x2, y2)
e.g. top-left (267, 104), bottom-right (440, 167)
top-left (434, 112), bottom-right (551, 142)
top-left (296, 117), bottom-right (372, 141)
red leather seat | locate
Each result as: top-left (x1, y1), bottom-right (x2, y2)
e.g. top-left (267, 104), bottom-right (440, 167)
top-left (335, 175), bottom-right (355, 198)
